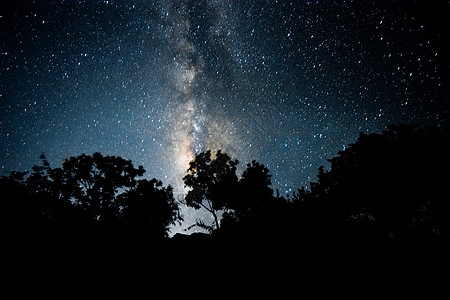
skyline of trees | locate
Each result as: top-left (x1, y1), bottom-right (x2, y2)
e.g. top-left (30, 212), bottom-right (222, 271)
top-left (1, 124), bottom-right (449, 243)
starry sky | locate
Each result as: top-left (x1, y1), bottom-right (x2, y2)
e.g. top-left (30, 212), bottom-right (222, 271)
top-left (1, 0), bottom-right (449, 232)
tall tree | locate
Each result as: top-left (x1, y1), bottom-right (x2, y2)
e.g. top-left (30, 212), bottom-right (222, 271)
top-left (224, 161), bottom-right (274, 225)
top-left (183, 150), bottom-right (239, 231)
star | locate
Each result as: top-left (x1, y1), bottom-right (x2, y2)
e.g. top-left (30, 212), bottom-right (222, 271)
top-left (0, 0), bottom-right (448, 234)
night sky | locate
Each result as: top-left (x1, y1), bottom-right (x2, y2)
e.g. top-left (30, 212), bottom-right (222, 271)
top-left (1, 0), bottom-right (449, 233)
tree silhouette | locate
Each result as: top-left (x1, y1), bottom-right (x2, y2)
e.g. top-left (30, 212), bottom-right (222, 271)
top-left (119, 178), bottom-right (182, 238)
top-left (293, 124), bottom-right (450, 242)
top-left (222, 160), bottom-right (278, 230)
top-left (1, 152), bottom-right (182, 240)
top-left (2, 124), bottom-right (449, 255)
top-left (1, 171), bottom-right (32, 232)
top-left (61, 152), bottom-right (145, 223)
top-left (183, 150), bottom-right (239, 231)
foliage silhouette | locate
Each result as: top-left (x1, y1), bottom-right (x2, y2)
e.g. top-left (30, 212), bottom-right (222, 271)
top-left (61, 152), bottom-right (145, 223)
top-left (292, 124), bottom-right (450, 244)
top-left (220, 160), bottom-right (288, 237)
top-left (233, 160), bottom-right (273, 219)
top-left (2, 124), bottom-right (449, 295)
top-left (1, 124), bottom-right (449, 256)
top-left (1, 153), bottom-right (181, 240)
top-left (183, 150), bottom-right (239, 231)
top-left (183, 152), bottom-right (288, 236)
top-left (119, 178), bottom-right (182, 238)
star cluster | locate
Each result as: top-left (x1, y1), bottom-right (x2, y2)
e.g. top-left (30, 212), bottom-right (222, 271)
top-left (1, 0), bottom-right (449, 231)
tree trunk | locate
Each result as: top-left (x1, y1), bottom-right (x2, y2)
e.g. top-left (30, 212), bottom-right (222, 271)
top-left (212, 209), bottom-right (220, 230)
top-left (204, 199), bottom-right (220, 230)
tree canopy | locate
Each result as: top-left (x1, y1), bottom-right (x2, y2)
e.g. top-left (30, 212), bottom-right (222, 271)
top-left (1, 152), bottom-right (181, 239)
top-left (183, 150), bottom-right (239, 231)
top-left (292, 124), bottom-right (450, 242)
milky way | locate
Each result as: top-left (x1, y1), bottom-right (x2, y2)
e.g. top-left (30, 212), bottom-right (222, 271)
top-left (1, 0), bottom-right (448, 233)
top-left (156, 1), bottom-right (244, 202)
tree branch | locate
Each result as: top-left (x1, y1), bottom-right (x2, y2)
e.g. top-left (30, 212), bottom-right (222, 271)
top-left (199, 201), bottom-right (212, 213)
